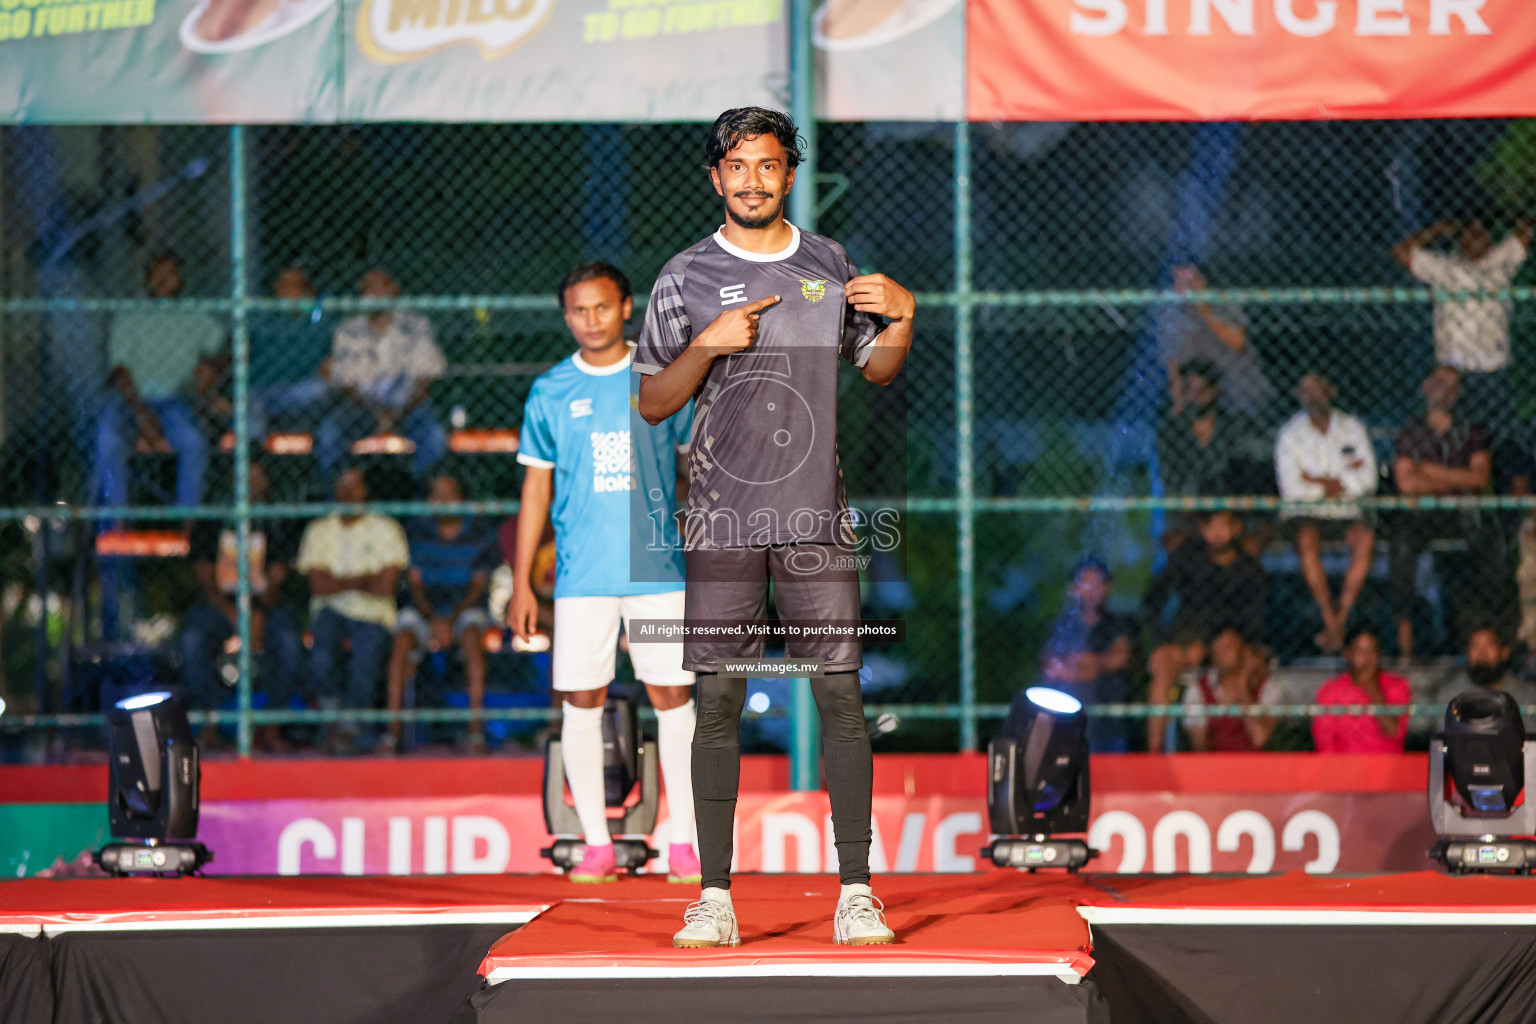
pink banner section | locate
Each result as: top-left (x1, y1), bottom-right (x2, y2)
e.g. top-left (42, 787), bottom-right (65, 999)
top-left (197, 791), bottom-right (1437, 877)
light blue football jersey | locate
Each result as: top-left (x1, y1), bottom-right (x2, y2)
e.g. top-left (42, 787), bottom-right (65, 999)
top-left (517, 348), bottom-right (691, 598)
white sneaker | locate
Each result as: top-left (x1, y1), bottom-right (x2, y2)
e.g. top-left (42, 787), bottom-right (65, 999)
top-left (672, 888), bottom-right (740, 948)
top-left (834, 884), bottom-right (895, 945)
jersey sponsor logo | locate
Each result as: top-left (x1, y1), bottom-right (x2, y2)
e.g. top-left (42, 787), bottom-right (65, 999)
top-left (720, 284), bottom-right (747, 306)
top-left (569, 398), bottom-right (594, 418)
top-left (591, 430), bottom-right (634, 493)
top-left (800, 279), bottom-right (827, 302)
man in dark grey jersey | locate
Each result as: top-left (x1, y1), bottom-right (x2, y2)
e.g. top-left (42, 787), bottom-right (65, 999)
top-left (636, 107), bottom-right (914, 948)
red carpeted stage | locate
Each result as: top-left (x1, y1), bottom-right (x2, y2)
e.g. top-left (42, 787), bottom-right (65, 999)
top-left (5, 869), bottom-right (1536, 1024)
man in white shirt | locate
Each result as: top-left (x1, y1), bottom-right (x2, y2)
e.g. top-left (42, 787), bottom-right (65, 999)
top-left (1394, 216), bottom-right (1534, 438)
top-left (317, 268), bottom-right (449, 477)
top-left (297, 466), bottom-right (410, 751)
top-left (1275, 373), bottom-right (1378, 652)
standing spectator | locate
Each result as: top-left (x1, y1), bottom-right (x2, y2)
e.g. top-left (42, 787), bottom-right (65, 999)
top-left (1180, 628), bottom-right (1278, 752)
top-left (1312, 627), bottom-right (1410, 753)
top-left (1161, 264), bottom-right (1274, 421)
top-left (1394, 216), bottom-right (1533, 437)
top-left (97, 252), bottom-right (224, 508)
top-left (1143, 510), bottom-right (1269, 753)
top-left (1275, 372), bottom-right (1378, 652)
top-left (177, 459), bottom-right (303, 750)
top-left (1391, 365), bottom-right (1505, 660)
top-left (297, 467), bottom-right (409, 752)
top-left (1008, 558), bottom-right (1135, 751)
top-left (1430, 627), bottom-right (1536, 714)
top-left (318, 268), bottom-right (448, 477)
top-left (384, 473), bottom-right (499, 753)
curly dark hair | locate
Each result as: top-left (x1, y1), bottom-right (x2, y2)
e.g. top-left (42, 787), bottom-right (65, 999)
top-left (704, 107), bottom-right (804, 171)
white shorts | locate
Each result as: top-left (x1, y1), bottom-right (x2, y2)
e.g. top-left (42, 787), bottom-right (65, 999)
top-left (552, 591), bottom-right (694, 692)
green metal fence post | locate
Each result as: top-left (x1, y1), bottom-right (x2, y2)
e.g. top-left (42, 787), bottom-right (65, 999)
top-left (789, 0), bottom-right (816, 234)
top-left (786, 0), bottom-right (822, 789)
top-left (791, 676), bottom-right (820, 791)
top-left (954, 122), bottom-right (977, 752)
top-left (230, 124), bottom-right (254, 759)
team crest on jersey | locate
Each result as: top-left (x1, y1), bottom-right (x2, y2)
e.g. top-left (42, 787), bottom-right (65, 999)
top-left (800, 279), bottom-right (827, 303)
top-left (569, 398), bottom-right (593, 418)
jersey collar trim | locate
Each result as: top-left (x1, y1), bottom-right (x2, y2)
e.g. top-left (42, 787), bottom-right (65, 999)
top-left (712, 223), bottom-right (801, 263)
top-left (572, 346), bottom-right (634, 376)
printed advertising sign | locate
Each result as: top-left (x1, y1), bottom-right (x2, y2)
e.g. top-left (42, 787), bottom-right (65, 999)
top-left (969, 0), bottom-right (1536, 120)
top-left (190, 790), bottom-right (1437, 877)
top-left (0, 0), bottom-right (965, 122)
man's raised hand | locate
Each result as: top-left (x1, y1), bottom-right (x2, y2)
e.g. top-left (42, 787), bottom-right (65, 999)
top-left (693, 295), bottom-right (780, 356)
top-left (845, 274), bottom-right (915, 321)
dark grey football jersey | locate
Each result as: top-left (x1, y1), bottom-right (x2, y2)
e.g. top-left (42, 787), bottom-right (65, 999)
top-left (634, 225), bottom-right (882, 549)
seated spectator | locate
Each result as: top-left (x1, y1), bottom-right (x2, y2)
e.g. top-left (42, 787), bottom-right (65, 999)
top-left (1431, 626), bottom-right (1536, 715)
top-left (318, 269), bottom-right (448, 477)
top-left (1160, 264), bottom-right (1274, 421)
top-left (1275, 372), bottom-right (1378, 652)
top-left (177, 459), bottom-right (302, 749)
top-left (250, 264), bottom-right (332, 438)
top-left (97, 252), bottom-right (224, 508)
top-left (384, 473), bottom-right (499, 753)
top-left (1393, 215), bottom-right (1533, 439)
top-left (297, 467), bottom-right (409, 753)
top-left (1007, 558), bottom-right (1135, 752)
top-left (1312, 626), bottom-right (1410, 753)
top-left (1180, 627), bottom-right (1278, 752)
top-left (1143, 510), bottom-right (1269, 753)
top-left (1391, 365), bottom-right (1507, 660)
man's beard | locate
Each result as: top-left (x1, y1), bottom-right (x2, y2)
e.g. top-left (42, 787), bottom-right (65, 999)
top-left (726, 192), bottom-right (782, 230)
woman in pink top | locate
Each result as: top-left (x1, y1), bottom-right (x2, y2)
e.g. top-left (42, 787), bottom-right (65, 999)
top-left (1312, 627), bottom-right (1411, 753)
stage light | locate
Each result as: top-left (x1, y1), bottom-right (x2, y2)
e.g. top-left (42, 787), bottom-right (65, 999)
top-left (1429, 690), bottom-right (1536, 875)
top-left (116, 691), bottom-right (173, 711)
top-left (1025, 686), bottom-right (1083, 715)
top-left (982, 686), bottom-right (1095, 872)
top-left (748, 691), bottom-right (771, 714)
top-left (0, 694), bottom-right (7, 717)
top-left (95, 690), bottom-right (212, 876)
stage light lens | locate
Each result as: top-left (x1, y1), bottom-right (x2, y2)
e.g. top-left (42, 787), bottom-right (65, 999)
top-left (1025, 687), bottom-right (1082, 715)
top-left (115, 691), bottom-right (174, 711)
top-left (747, 692), bottom-right (770, 714)
top-left (0, 695), bottom-right (6, 717)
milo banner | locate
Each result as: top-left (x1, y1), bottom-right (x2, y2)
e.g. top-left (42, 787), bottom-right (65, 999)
top-left (0, 0), bottom-right (964, 122)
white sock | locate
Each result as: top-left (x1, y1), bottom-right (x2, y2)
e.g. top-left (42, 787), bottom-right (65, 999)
top-left (654, 700), bottom-right (697, 846)
top-left (561, 702), bottom-right (611, 848)
top-left (841, 882), bottom-right (872, 902)
top-left (702, 886), bottom-right (731, 906)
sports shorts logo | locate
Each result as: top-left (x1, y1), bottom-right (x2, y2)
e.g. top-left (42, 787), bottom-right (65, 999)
top-left (569, 398), bottom-right (593, 418)
top-left (720, 284), bottom-right (747, 306)
top-left (800, 279), bottom-right (827, 302)
top-left (356, 0), bottom-right (553, 64)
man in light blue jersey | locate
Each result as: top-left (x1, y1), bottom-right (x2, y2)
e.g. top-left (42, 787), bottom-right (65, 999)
top-left (510, 262), bottom-right (698, 885)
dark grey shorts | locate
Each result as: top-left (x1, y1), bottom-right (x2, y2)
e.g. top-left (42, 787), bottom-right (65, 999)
top-left (683, 545), bottom-right (862, 673)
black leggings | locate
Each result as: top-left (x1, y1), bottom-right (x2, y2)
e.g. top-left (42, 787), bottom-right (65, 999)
top-left (692, 671), bottom-right (872, 890)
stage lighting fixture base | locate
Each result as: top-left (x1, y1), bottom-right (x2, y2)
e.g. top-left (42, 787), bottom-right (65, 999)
top-left (96, 841), bottom-right (213, 877)
top-left (540, 837), bottom-right (657, 874)
top-left (982, 837), bottom-right (1096, 873)
top-left (1431, 837), bottom-right (1536, 876)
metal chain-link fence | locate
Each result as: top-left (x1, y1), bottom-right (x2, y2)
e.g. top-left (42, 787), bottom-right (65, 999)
top-left (3, 119), bottom-right (1536, 758)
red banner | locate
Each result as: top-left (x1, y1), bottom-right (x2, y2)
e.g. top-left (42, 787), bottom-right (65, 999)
top-left (968, 0), bottom-right (1536, 121)
top-left (194, 790), bottom-right (1436, 877)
